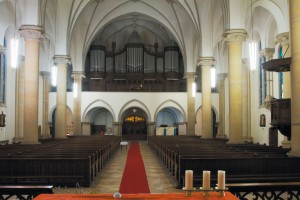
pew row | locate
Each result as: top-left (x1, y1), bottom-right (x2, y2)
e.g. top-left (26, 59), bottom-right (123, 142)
top-left (0, 135), bottom-right (121, 187)
top-left (148, 136), bottom-right (300, 189)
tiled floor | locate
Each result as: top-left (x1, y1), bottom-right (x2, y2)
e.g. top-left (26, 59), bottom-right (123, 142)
top-left (53, 141), bottom-right (180, 194)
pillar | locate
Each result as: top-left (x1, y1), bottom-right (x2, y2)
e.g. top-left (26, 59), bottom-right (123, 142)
top-left (113, 122), bottom-right (122, 136)
top-left (276, 32), bottom-right (291, 98)
top-left (261, 48), bottom-right (275, 100)
top-left (288, 0), bottom-right (300, 157)
top-left (53, 55), bottom-right (70, 139)
top-left (185, 73), bottom-right (196, 136)
top-left (198, 57), bottom-right (214, 138)
top-left (147, 122), bottom-right (155, 136)
top-left (72, 71), bottom-right (85, 136)
top-left (242, 58), bottom-right (253, 142)
top-left (276, 34), bottom-right (292, 148)
top-left (224, 29), bottom-right (247, 144)
top-left (82, 122), bottom-right (92, 135)
top-left (19, 25), bottom-right (44, 144)
top-left (15, 56), bottom-right (25, 143)
top-left (40, 71), bottom-right (51, 138)
top-left (217, 73), bottom-right (227, 139)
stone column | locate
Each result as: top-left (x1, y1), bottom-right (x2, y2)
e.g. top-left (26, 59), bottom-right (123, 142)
top-left (198, 57), bottom-right (214, 138)
top-left (82, 122), bottom-right (92, 136)
top-left (113, 122), bottom-right (122, 136)
top-left (287, 0), bottom-right (300, 157)
top-left (14, 56), bottom-right (25, 143)
top-left (72, 71), bottom-right (85, 136)
top-left (19, 25), bottom-right (44, 144)
top-left (53, 55), bottom-right (71, 139)
top-left (261, 48), bottom-right (275, 98)
top-left (276, 32), bottom-right (291, 98)
top-left (224, 29), bottom-right (247, 144)
top-left (147, 122), bottom-right (156, 136)
top-left (40, 71), bottom-right (51, 138)
top-left (184, 73), bottom-right (196, 136)
top-left (242, 58), bottom-right (253, 142)
top-left (217, 73), bottom-right (227, 138)
top-left (276, 34), bottom-right (292, 148)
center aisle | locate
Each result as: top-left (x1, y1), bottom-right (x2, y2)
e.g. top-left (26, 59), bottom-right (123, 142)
top-left (52, 141), bottom-right (178, 194)
top-left (119, 142), bottom-right (150, 193)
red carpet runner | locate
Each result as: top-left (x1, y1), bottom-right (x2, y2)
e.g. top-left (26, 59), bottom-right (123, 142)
top-left (119, 142), bottom-right (150, 194)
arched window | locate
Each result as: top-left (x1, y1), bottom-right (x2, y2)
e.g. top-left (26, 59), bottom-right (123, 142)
top-left (259, 42), bottom-right (266, 106)
top-left (0, 39), bottom-right (6, 103)
top-left (278, 46), bottom-right (283, 99)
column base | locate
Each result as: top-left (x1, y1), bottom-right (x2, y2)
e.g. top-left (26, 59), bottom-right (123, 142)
top-left (281, 139), bottom-right (291, 149)
top-left (54, 136), bottom-right (68, 139)
top-left (245, 137), bottom-right (253, 143)
top-left (40, 134), bottom-right (52, 139)
top-left (227, 138), bottom-right (244, 144)
top-left (13, 137), bottom-right (23, 144)
top-left (287, 150), bottom-right (300, 158)
top-left (216, 134), bottom-right (227, 139)
top-left (21, 139), bottom-right (40, 145)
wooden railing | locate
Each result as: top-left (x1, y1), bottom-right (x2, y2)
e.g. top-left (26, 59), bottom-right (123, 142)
top-left (0, 185), bottom-right (53, 200)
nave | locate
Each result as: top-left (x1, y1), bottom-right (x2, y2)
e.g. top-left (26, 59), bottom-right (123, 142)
top-left (51, 141), bottom-right (178, 194)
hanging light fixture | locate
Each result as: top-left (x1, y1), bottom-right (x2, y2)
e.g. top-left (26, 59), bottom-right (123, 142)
top-left (249, 0), bottom-right (257, 71)
top-left (51, 64), bottom-right (57, 86)
top-left (192, 82), bottom-right (196, 97)
top-left (73, 82), bottom-right (78, 98)
top-left (211, 66), bottom-right (216, 88)
top-left (11, 0), bottom-right (19, 68)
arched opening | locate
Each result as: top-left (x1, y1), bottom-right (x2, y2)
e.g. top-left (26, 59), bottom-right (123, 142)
top-left (121, 107), bottom-right (147, 140)
top-left (90, 108), bottom-right (114, 135)
top-left (195, 108), bottom-right (218, 137)
top-left (50, 107), bottom-right (73, 138)
top-left (155, 107), bottom-right (183, 136)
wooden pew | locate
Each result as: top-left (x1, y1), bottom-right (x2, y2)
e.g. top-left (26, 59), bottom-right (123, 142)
top-left (148, 136), bottom-right (300, 189)
top-left (0, 135), bottom-right (121, 187)
top-left (0, 140), bottom-right (9, 145)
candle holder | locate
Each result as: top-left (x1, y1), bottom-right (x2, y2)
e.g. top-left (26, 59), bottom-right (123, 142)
top-left (214, 187), bottom-right (228, 197)
top-left (199, 187), bottom-right (213, 197)
top-left (183, 187), bottom-right (195, 197)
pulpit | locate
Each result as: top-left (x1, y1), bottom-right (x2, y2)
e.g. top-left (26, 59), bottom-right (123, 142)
top-left (270, 98), bottom-right (291, 140)
top-left (263, 57), bottom-right (291, 140)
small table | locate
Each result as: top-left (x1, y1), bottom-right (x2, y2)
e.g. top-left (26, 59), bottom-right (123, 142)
top-left (120, 141), bottom-right (128, 151)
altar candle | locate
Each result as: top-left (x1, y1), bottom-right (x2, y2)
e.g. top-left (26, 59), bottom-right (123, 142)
top-left (218, 170), bottom-right (226, 190)
top-left (202, 170), bottom-right (211, 190)
top-left (185, 170), bottom-right (193, 190)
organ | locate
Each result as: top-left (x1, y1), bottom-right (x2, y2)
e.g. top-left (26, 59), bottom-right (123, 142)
top-left (85, 32), bottom-right (185, 92)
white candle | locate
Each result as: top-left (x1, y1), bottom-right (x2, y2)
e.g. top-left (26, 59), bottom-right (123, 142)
top-left (202, 170), bottom-right (211, 190)
top-left (218, 170), bottom-right (226, 190)
top-left (185, 170), bottom-right (193, 190)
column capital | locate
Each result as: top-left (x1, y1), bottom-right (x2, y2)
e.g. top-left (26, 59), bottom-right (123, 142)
top-left (40, 71), bottom-right (51, 77)
top-left (260, 48), bottom-right (275, 59)
top-left (218, 73), bottom-right (227, 80)
top-left (71, 71), bottom-right (86, 80)
top-left (224, 29), bottom-right (247, 43)
top-left (198, 57), bottom-right (215, 67)
top-left (52, 55), bottom-right (71, 65)
top-left (0, 45), bottom-right (6, 54)
top-left (183, 72), bottom-right (197, 80)
top-left (276, 32), bottom-right (289, 46)
top-left (19, 25), bottom-right (45, 40)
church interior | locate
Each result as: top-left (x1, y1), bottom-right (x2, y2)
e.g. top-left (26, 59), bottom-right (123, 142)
top-left (1, 0), bottom-right (300, 199)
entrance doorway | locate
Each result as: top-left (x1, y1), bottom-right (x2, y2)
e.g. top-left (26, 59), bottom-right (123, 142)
top-left (122, 108), bottom-right (147, 140)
